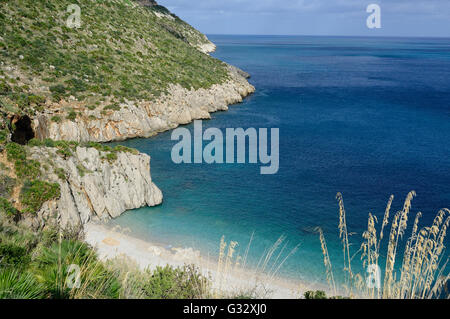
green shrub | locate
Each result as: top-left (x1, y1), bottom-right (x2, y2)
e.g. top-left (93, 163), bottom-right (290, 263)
top-left (19, 180), bottom-right (60, 213)
top-left (302, 290), bottom-right (346, 299)
top-left (66, 110), bottom-right (77, 121)
top-left (76, 164), bottom-right (90, 177)
top-left (56, 148), bottom-right (72, 158)
top-left (0, 80), bottom-right (11, 95)
top-left (43, 138), bottom-right (56, 147)
top-left (113, 145), bottom-right (139, 155)
top-left (83, 141), bottom-right (112, 153)
top-left (27, 138), bottom-right (43, 147)
top-left (0, 197), bottom-right (18, 216)
top-left (304, 290), bottom-right (328, 299)
top-left (104, 152), bottom-right (117, 163)
top-left (14, 158), bottom-right (41, 180)
top-left (141, 265), bottom-right (209, 299)
top-left (49, 84), bottom-right (66, 100)
top-left (5, 143), bottom-right (26, 162)
top-left (54, 140), bottom-right (77, 150)
top-left (27, 94), bottom-right (45, 105)
top-left (0, 129), bottom-right (8, 144)
top-left (0, 175), bottom-right (15, 198)
top-left (65, 77), bottom-right (88, 95)
top-left (0, 269), bottom-right (44, 299)
top-left (0, 242), bottom-right (30, 267)
top-left (103, 103), bottom-right (121, 111)
top-left (54, 167), bottom-right (66, 180)
top-left (53, 140), bottom-right (75, 158)
top-left (51, 115), bottom-right (62, 123)
top-left (49, 84), bottom-right (66, 95)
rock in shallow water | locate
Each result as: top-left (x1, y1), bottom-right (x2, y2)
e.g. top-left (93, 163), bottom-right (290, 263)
top-left (32, 69), bottom-right (255, 143)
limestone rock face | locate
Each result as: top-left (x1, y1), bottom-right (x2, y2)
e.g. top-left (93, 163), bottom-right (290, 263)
top-left (32, 69), bottom-right (255, 143)
top-left (197, 41), bottom-right (216, 54)
top-left (22, 146), bottom-right (163, 230)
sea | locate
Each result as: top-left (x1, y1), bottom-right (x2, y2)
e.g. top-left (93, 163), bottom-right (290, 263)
top-left (107, 35), bottom-right (450, 286)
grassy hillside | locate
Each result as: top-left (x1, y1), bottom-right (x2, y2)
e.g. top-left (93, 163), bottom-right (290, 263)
top-left (0, 0), bottom-right (228, 118)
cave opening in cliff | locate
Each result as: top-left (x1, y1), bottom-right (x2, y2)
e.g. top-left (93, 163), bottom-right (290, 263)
top-left (11, 115), bottom-right (35, 145)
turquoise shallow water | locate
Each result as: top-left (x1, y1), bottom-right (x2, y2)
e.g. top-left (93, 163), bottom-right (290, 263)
top-left (107, 36), bottom-right (450, 285)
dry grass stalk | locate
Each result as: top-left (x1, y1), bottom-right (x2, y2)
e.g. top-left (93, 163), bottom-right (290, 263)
top-left (316, 227), bottom-right (337, 295)
top-left (398, 211), bottom-right (422, 298)
top-left (242, 231), bottom-right (255, 270)
top-left (214, 234), bottom-right (299, 298)
top-left (428, 258), bottom-right (449, 299)
top-left (383, 191), bottom-right (415, 298)
top-left (325, 192), bottom-right (449, 299)
top-left (361, 213), bottom-right (378, 298)
top-left (336, 193), bottom-right (353, 292)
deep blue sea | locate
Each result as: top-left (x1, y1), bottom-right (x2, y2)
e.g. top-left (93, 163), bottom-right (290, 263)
top-left (108, 36), bottom-right (450, 285)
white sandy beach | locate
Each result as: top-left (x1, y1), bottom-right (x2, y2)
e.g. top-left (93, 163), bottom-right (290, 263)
top-left (84, 223), bottom-right (330, 299)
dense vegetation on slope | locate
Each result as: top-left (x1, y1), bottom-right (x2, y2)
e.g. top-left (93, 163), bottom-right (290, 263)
top-left (0, 0), bottom-right (228, 118)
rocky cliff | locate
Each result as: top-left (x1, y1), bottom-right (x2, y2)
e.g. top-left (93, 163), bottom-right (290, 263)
top-left (20, 146), bottom-right (162, 230)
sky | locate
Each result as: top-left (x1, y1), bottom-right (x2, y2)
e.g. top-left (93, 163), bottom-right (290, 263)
top-left (157, 0), bottom-right (450, 37)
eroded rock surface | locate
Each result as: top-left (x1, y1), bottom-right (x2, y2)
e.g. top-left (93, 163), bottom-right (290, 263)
top-left (21, 146), bottom-right (162, 230)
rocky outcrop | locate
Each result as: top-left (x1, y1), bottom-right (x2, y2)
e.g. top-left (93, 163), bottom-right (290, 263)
top-left (21, 146), bottom-right (162, 230)
top-left (134, 0), bottom-right (158, 8)
top-left (197, 41), bottom-right (216, 54)
top-left (32, 68), bottom-right (254, 143)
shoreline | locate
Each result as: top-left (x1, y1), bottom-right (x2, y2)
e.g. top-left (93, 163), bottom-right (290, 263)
top-left (33, 65), bottom-right (255, 143)
top-left (84, 222), bottom-right (331, 299)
